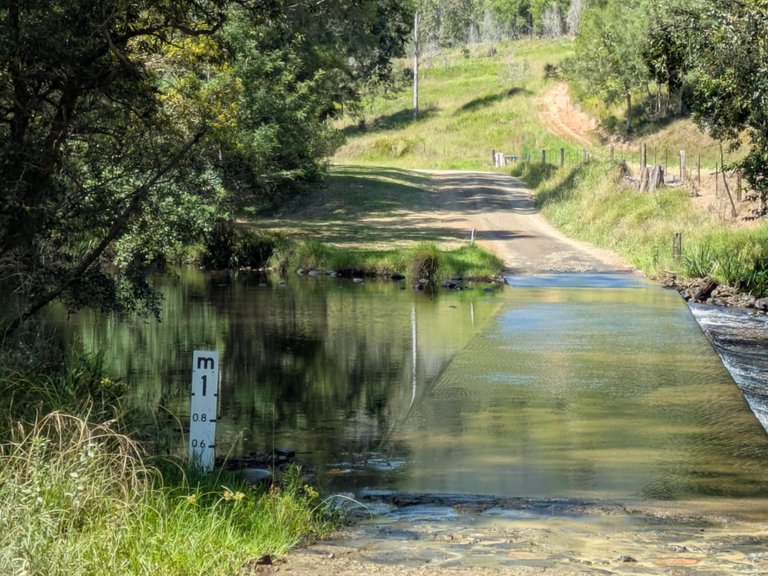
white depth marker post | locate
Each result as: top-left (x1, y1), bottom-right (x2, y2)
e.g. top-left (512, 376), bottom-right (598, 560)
top-left (189, 350), bottom-right (219, 471)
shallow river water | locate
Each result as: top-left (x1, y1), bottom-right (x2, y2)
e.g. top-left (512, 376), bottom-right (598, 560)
top-left (65, 269), bottom-right (768, 505)
top-left (62, 270), bottom-right (768, 573)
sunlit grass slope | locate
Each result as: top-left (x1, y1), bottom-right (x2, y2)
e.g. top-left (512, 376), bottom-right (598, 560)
top-left (334, 39), bottom-right (577, 170)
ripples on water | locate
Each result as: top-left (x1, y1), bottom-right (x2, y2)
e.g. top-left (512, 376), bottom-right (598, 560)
top-left (63, 271), bottom-right (768, 504)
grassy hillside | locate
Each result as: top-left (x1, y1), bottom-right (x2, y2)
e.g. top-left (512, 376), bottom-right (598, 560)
top-left (333, 38), bottom-right (733, 172)
top-left (334, 39), bottom-right (578, 170)
top-left (326, 39), bottom-right (767, 296)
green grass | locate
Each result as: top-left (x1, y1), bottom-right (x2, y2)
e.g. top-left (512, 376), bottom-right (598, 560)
top-left (681, 228), bottom-right (768, 295)
top-left (0, 361), bottom-right (336, 576)
top-left (514, 158), bottom-right (768, 295)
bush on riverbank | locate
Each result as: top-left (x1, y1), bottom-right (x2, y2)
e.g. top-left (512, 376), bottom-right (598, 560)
top-left (0, 359), bottom-right (335, 575)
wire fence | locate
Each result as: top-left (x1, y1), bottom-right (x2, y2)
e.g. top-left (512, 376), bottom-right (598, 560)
top-left (492, 142), bottom-right (757, 222)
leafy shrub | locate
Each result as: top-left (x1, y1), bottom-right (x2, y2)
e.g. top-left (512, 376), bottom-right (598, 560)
top-left (201, 221), bottom-right (281, 270)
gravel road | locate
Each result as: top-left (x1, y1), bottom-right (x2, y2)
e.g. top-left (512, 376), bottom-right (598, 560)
top-left (420, 170), bottom-right (629, 275)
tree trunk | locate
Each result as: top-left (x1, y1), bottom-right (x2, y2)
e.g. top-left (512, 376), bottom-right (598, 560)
top-left (625, 92), bottom-right (632, 133)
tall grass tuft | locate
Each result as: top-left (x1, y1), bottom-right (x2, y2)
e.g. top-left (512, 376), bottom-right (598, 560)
top-left (410, 243), bottom-right (442, 282)
top-left (0, 412), bottom-right (150, 575)
top-left (0, 411), bottom-right (334, 576)
top-left (682, 242), bottom-right (715, 279)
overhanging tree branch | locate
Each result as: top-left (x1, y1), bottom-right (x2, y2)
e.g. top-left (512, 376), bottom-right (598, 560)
top-left (2, 128), bottom-right (207, 339)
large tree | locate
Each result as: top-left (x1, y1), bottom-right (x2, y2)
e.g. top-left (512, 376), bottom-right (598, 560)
top-left (665, 1), bottom-right (768, 213)
top-left (0, 0), bottom-right (412, 338)
top-left (0, 0), bottom-right (231, 337)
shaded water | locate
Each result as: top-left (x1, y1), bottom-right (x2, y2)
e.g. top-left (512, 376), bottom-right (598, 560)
top-left (63, 270), bottom-right (768, 502)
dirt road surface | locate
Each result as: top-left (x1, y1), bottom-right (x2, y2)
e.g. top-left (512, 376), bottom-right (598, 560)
top-left (419, 170), bottom-right (629, 274)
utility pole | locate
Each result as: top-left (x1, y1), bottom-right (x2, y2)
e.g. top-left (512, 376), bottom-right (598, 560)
top-left (413, 11), bottom-right (420, 119)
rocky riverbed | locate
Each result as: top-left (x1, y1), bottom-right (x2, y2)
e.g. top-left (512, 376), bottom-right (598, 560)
top-left (242, 493), bottom-right (768, 575)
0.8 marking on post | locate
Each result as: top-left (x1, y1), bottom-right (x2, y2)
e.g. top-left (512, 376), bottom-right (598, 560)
top-left (189, 350), bottom-right (219, 471)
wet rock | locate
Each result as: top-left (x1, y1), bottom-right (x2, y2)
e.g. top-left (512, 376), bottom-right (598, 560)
top-left (390, 273), bottom-right (406, 281)
top-left (692, 277), bottom-right (718, 302)
top-left (274, 447), bottom-right (296, 458)
top-left (756, 298), bottom-right (768, 311)
top-left (617, 555), bottom-right (637, 563)
top-left (243, 467), bottom-right (272, 484)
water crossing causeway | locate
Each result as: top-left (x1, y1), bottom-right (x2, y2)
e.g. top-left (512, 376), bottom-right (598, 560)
top-left (63, 269), bottom-right (768, 574)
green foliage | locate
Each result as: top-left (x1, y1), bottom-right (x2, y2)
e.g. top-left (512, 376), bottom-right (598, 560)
top-left (0, 0), bottom-right (228, 334)
top-left (681, 1), bottom-right (768, 212)
top-left (0, 352), bottom-right (127, 433)
top-left (201, 221), bottom-right (283, 270)
top-left (0, 0), bottom-right (415, 336)
top-left (0, 412), bottom-right (333, 575)
top-left (563, 0), bottom-right (650, 132)
top-left (486, 0), bottom-right (572, 37)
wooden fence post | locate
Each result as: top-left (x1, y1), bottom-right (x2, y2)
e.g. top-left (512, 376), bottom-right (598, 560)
top-left (541, 149), bottom-right (546, 164)
top-left (560, 148), bottom-right (565, 168)
top-left (641, 143), bottom-right (647, 171)
top-left (697, 155), bottom-right (701, 184)
top-left (673, 232), bottom-right (682, 261)
top-left (679, 149), bottom-right (686, 180)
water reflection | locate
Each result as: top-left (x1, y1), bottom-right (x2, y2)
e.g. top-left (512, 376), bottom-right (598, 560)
top-left (61, 270), bottom-right (768, 502)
